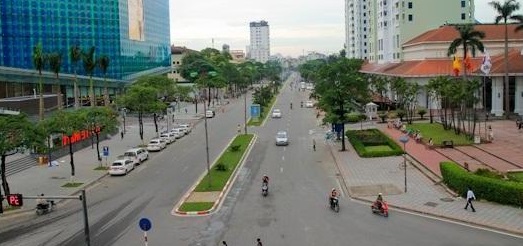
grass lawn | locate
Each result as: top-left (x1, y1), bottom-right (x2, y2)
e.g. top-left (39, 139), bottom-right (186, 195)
top-left (178, 202), bottom-right (214, 212)
top-left (195, 134), bottom-right (254, 192)
top-left (508, 172), bottom-right (523, 182)
top-left (408, 123), bottom-right (473, 146)
top-left (94, 166), bottom-right (109, 171)
top-left (248, 96), bottom-right (277, 126)
top-left (62, 182), bottom-right (84, 188)
top-left (365, 145), bottom-right (392, 152)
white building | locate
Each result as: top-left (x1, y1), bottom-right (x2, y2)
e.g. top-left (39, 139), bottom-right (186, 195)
top-left (345, 0), bottom-right (371, 59)
top-left (249, 21), bottom-right (270, 63)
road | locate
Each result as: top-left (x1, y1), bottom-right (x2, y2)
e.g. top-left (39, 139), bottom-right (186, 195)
top-left (0, 73), bottom-right (521, 245)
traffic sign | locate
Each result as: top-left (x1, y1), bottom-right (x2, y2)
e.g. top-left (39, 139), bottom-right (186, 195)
top-left (6, 193), bottom-right (23, 207)
top-left (102, 146), bottom-right (109, 157)
top-left (250, 104), bottom-right (261, 118)
top-left (139, 218), bottom-right (152, 231)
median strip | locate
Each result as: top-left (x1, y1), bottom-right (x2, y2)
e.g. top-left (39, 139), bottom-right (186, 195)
top-left (174, 134), bottom-right (255, 215)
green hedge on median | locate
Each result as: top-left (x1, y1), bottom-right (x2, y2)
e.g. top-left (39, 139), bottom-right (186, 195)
top-left (440, 162), bottom-right (523, 207)
top-left (346, 129), bottom-right (404, 158)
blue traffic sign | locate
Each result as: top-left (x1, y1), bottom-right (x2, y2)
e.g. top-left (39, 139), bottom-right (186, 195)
top-left (102, 146), bottom-right (109, 157)
top-left (139, 218), bottom-right (152, 231)
top-left (250, 104), bottom-right (261, 118)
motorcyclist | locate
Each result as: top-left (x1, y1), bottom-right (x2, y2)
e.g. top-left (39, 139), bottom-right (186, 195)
top-left (329, 188), bottom-right (339, 207)
top-left (300, 101), bottom-right (303, 108)
top-left (375, 193), bottom-right (384, 210)
top-left (36, 193), bottom-right (48, 210)
top-left (290, 102), bottom-right (293, 109)
top-left (262, 175), bottom-right (269, 187)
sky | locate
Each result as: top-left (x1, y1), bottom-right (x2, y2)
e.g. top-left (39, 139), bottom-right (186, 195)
top-left (169, 0), bottom-right (505, 58)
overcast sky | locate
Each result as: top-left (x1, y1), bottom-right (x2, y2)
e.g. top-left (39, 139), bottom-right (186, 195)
top-left (170, 0), bottom-right (506, 57)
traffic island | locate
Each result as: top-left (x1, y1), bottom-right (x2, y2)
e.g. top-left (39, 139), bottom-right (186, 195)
top-left (174, 134), bottom-right (255, 215)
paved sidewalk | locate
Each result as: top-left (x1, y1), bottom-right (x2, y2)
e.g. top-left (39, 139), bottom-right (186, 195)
top-left (0, 102), bottom-right (211, 216)
top-left (328, 123), bottom-right (523, 235)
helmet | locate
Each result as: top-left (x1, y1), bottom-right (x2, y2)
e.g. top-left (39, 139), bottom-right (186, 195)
top-left (378, 193), bottom-right (382, 196)
top-left (332, 188), bottom-right (336, 192)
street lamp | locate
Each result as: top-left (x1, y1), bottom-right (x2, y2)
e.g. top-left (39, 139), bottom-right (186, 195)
top-left (399, 135), bottom-right (409, 193)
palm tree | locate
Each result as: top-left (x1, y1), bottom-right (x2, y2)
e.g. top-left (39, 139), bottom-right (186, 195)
top-left (98, 55), bottom-right (110, 107)
top-left (490, 0), bottom-right (520, 117)
top-left (32, 43), bottom-right (47, 121)
top-left (447, 24), bottom-right (485, 79)
top-left (82, 46), bottom-right (97, 107)
top-left (48, 52), bottom-right (63, 110)
top-left (513, 14), bottom-right (523, 33)
top-left (69, 45), bottom-right (82, 109)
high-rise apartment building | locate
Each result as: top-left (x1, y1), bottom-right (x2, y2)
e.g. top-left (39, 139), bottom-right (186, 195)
top-left (249, 21), bottom-right (270, 63)
top-left (346, 0), bottom-right (475, 63)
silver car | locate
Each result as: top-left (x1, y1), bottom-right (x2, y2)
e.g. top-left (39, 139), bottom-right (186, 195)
top-left (275, 131), bottom-right (289, 146)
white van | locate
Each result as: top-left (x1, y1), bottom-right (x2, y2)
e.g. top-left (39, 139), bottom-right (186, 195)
top-left (205, 110), bottom-right (215, 118)
top-left (123, 148), bottom-right (149, 165)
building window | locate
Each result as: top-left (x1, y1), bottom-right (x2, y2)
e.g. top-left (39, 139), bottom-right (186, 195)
top-left (408, 2), bottom-right (413, 9)
top-left (461, 13), bottom-right (466, 20)
top-left (408, 14), bottom-right (413, 21)
top-left (461, 0), bottom-right (466, 7)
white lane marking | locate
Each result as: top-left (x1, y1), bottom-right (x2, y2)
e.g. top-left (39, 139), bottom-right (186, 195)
top-left (282, 156), bottom-right (285, 161)
top-left (280, 167), bottom-right (283, 173)
top-left (283, 147), bottom-right (286, 151)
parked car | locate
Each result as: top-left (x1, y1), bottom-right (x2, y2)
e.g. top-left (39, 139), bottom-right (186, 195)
top-left (109, 159), bottom-right (135, 176)
top-left (147, 138), bottom-right (166, 152)
top-left (160, 132), bottom-right (175, 144)
top-left (305, 101), bottom-right (314, 108)
top-left (123, 148), bottom-right (149, 165)
top-left (170, 128), bottom-right (184, 139)
top-left (178, 124), bottom-right (192, 134)
top-left (205, 110), bottom-right (215, 118)
top-left (272, 109), bottom-right (282, 118)
top-left (275, 131), bottom-right (289, 146)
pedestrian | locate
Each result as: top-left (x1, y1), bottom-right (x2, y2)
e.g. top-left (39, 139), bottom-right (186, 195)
top-left (120, 131), bottom-right (124, 140)
top-left (256, 238), bottom-right (263, 246)
top-left (312, 138), bottom-right (316, 151)
top-left (487, 125), bottom-right (494, 142)
top-left (464, 187), bottom-right (476, 212)
top-left (185, 108), bottom-right (188, 114)
top-left (237, 124), bottom-right (241, 134)
top-left (222, 241), bottom-right (228, 246)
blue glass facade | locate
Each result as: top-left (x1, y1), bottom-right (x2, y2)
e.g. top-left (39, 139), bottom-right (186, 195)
top-left (0, 0), bottom-right (170, 80)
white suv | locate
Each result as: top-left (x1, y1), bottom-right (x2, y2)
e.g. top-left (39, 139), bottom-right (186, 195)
top-left (147, 138), bottom-right (166, 152)
top-left (123, 148), bottom-right (149, 165)
top-left (170, 128), bottom-right (184, 139)
top-left (160, 132), bottom-right (175, 144)
top-left (178, 124), bottom-right (192, 134)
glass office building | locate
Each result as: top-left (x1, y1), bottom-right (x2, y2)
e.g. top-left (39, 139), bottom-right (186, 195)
top-left (0, 0), bottom-right (170, 103)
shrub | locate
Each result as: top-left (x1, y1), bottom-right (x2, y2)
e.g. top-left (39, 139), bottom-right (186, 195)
top-left (396, 109), bottom-right (406, 121)
top-left (347, 113), bottom-right (364, 123)
top-left (215, 162), bottom-right (228, 171)
top-left (346, 129), bottom-right (404, 157)
top-left (230, 145), bottom-right (241, 152)
top-left (417, 108), bottom-right (427, 119)
top-left (378, 113), bottom-right (387, 123)
top-left (440, 162), bottom-right (523, 207)
top-left (474, 168), bottom-right (504, 179)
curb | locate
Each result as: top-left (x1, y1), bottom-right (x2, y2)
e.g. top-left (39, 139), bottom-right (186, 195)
top-left (173, 134), bottom-right (257, 216)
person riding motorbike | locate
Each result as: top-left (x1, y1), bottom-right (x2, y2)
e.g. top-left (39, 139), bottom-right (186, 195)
top-left (36, 193), bottom-right (49, 210)
top-left (262, 175), bottom-right (269, 186)
top-left (374, 193), bottom-right (384, 210)
top-left (329, 188), bottom-right (339, 207)
top-left (300, 101), bottom-right (303, 108)
top-left (290, 102), bottom-right (293, 109)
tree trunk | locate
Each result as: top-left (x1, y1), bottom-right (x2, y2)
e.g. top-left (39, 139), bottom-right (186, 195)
top-left (207, 86), bottom-right (211, 107)
top-left (68, 137), bottom-right (75, 181)
top-left (39, 78), bottom-right (44, 121)
top-left (55, 77), bottom-right (62, 110)
top-left (504, 23), bottom-right (510, 118)
top-left (153, 113), bottom-right (159, 138)
top-left (340, 102), bottom-right (346, 151)
top-left (139, 111), bottom-right (144, 144)
top-left (1, 154), bottom-right (11, 196)
top-left (96, 132), bottom-right (101, 164)
top-left (104, 78), bottom-right (109, 107)
top-left (89, 77), bottom-right (95, 107)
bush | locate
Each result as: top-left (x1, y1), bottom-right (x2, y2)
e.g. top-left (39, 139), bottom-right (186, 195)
top-left (215, 162), bottom-right (228, 171)
top-left (417, 108), bottom-right (427, 119)
top-left (346, 129), bottom-right (404, 157)
top-left (347, 113), bottom-right (364, 123)
top-left (230, 145), bottom-right (241, 152)
top-left (440, 162), bottom-right (523, 207)
top-left (474, 168), bottom-right (504, 179)
top-left (396, 110), bottom-right (406, 121)
top-left (378, 113), bottom-right (387, 123)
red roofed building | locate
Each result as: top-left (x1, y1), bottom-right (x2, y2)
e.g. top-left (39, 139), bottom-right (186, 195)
top-left (361, 24), bottom-right (523, 116)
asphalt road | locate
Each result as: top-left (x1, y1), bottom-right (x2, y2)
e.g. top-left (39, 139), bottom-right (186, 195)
top-left (1, 73), bottom-right (521, 246)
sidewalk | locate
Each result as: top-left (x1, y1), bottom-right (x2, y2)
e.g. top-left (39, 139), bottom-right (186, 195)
top-left (0, 102), bottom-right (210, 217)
top-left (328, 123), bottom-right (523, 235)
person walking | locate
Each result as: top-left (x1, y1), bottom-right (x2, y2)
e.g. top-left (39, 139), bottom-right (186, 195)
top-left (256, 238), bottom-right (263, 246)
top-left (464, 187), bottom-right (476, 212)
top-left (120, 131), bottom-right (124, 140)
top-left (222, 241), bottom-right (228, 246)
top-left (487, 125), bottom-right (494, 142)
top-left (312, 138), bottom-right (316, 151)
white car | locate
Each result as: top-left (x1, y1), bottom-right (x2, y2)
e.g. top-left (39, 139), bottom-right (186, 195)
top-left (275, 131), bottom-right (289, 146)
top-left (205, 110), bottom-right (215, 118)
top-left (123, 148), bottom-right (149, 165)
top-left (109, 159), bottom-right (134, 176)
top-left (170, 128), bottom-right (184, 139)
top-left (160, 132), bottom-right (175, 144)
top-left (178, 124), bottom-right (192, 134)
top-left (305, 101), bottom-right (314, 108)
top-left (147, 138), bottom-right (166, 152)
top-left (271, 109), bottom-right (282, 118)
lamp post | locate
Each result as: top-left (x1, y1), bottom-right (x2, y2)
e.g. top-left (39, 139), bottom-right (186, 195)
top-left (244, 88), bottom-right (247, 134)
top-left (399, 135), bottom-right (409, 193)
top-left (121, 107), bottom-right (127, 134)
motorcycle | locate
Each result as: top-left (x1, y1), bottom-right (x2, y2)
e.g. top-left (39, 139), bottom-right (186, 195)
top-left (36, 201), bottom-right (55, 215)
top-left (329, 197), bottom-right (339, 213)
top-left (371, 201), bottom-right (389, 217)
top-left (262, 183), bottom-right (268, 197)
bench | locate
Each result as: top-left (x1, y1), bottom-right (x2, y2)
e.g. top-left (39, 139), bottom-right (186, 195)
top-left (442, 140), bottom-right (454, 148)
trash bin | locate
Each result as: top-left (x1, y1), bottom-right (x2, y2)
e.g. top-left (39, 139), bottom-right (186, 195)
top-left (474, 135), bottom-right (481, 144)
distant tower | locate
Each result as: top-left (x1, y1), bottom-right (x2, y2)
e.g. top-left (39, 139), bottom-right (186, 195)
top-left (249, 20), bottom-right (270, 63)
top-left (222, 44), bottom-right (230, 54)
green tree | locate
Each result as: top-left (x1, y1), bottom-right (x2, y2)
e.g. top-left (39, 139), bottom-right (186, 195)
top-left (514, 14), bottom-right (523, 32)
top-left (69, 45), bottom-right (82, 109)
top-left (45, 110), bottom-right (86, 182)
top-left (32, 43), bottom-right (47, 121)
top-left (447, 24), bottom-right (485, 79)
top-left (0, 114), bottom-right (40, 196)
top-left (80, 107), bottom-right (118, 166)
top-left (82, 46), bottom-right (97, 107)
top-left (98, 55), bottom-right (110, 107)
top-left (490, 0), bottom-right (520, 117)
top-left (134, 75), bottom-right (176, 101)
top-left (48, 52), bottom-right (63, 110)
